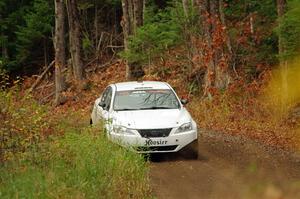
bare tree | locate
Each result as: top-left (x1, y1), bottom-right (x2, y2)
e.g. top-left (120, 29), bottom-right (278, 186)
top-left (121, 0), bottom-right (144, 80)
top-left (54, 0), bottom-right (66, 105)
top-left (66, 0), bottom-right (84, 80)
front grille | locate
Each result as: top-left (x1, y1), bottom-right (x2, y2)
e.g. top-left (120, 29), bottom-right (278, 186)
top-left (136, 145), bottom-right (178, 152)
top-left (138, 128), bottom-right (172, 138)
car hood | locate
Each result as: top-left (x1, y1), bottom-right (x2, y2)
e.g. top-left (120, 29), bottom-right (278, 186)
top-left (111, 108), bottom-right (191, 129)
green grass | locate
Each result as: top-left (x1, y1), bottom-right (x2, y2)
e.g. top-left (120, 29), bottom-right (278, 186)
top-left (0, 127), bottom-right (151, 199)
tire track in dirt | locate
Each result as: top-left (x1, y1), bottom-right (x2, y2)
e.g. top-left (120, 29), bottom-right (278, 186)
top-left (150, 130), bottom-right (300, 199)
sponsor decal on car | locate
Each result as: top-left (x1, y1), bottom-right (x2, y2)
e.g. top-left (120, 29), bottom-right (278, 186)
top-left (145, 139), bottom-right (167, 146)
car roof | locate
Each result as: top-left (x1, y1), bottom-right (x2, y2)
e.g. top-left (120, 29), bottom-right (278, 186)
top-left (113, 81), bottom-right (171, 91)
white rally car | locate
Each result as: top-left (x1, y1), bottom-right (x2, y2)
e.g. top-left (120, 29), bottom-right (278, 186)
top-left (90, 81), bottom-right (198, 157)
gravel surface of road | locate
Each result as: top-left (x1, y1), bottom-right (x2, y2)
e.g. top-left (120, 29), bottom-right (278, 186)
top-left (150, 130), bottom-right (300, 199)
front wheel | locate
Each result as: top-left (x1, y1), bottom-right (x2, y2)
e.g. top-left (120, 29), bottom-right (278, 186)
top-left (179, 140), bottom-right (199, 160)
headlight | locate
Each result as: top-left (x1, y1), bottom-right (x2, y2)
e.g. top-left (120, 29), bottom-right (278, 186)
top-left (113, 125), bottom-right (135, 135)
top-left (175, 122), bottom-right (193, 134)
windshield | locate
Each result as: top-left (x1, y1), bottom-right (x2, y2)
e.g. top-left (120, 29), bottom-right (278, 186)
top-left (113, 89), bottom-right (180, 111)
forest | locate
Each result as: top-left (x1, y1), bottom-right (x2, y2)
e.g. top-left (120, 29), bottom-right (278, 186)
top-left (1, 0), bottom-right (300, 101)
top-left (1, 0), bottom-right (300, 198)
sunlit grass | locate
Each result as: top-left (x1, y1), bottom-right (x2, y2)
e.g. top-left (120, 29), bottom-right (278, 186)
top-left (263, 59), bottom-right (300, 117)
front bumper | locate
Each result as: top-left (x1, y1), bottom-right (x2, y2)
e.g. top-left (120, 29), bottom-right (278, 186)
top-left (108, 129), bottom-right (198, 153)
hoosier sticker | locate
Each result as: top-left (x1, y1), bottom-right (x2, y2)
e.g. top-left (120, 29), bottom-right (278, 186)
top-left (145, 139), bottom-right (167, 146)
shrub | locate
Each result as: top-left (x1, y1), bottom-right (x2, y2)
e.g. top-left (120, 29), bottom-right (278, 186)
top-left (0, 89), bottom-right (53, 162)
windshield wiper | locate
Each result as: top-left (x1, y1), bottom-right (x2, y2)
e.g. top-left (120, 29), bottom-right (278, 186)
top-left (115, 107), bottom-right (176, 111)
top-left (139, 106), bottom-right (174, 110)
top-left (115, 108), bottom-right (141, 111)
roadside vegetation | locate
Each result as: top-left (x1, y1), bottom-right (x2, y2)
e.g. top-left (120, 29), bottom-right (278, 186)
top-left (0, 85), bottom-right (151, 198)
top-left (189, 73), bottom-right (300, 150)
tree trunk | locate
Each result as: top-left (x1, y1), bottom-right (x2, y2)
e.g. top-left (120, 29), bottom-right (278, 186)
top-left (133, 0), bottom-right (143, 29)
top-left (277, 0), bottom-right (287, 60)
top-left (54, 0), bottom-right (66, 105)
top-left (277, 0), bottom-right (288, 110)
top-left (43, 38), bottom-right (48, 68)
top-left (196, 0), bottom-right (231, 97)
top-left (121, 0), bottom-right (131, 51)
top-left (182, 0), bottom-right (196, 73)
top-left (66, 0), bottom-right (84, 81)
top-left (1, 33), bottom-right (8, 59)
top-left (197, 0), bottom-right (215, 96)
top-left (121, 0), bottom-right (144, 80)
top-left (219, 0), bottom-right (233, 57)
top-left (94, 1), bottom-right (98, 58)
top-left (277, 0), bottom-right (287, 58)
top-left (214, 0), bottom-right (231, 90)
top-left (2, 47), bottom-right (8, 59)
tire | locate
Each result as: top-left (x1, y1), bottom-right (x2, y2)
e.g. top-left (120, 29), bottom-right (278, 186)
top-left (179, 139), bottom-right (199, 160)
top-left (90, 118), bottom-right (93, 125)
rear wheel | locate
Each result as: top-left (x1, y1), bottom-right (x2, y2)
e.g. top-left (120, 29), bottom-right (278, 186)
top-left (179, 140), bottom-right (199, 160)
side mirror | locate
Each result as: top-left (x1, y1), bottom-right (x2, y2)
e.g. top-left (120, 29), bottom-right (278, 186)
top-left (181, 99), bottom-right (188, 105)
top-left (98, 101), bottom-right (106, 108)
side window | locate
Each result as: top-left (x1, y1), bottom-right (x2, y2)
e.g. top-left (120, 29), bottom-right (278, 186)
top-left (100, 87), bottom-right (110, 104)
top-left (105, 89), bottom-right (112, 110)
top-left (100, 86), bottom-right (112, 111)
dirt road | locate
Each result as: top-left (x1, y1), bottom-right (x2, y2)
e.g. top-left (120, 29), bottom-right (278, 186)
top-left (150, 130), bottom-right (300, 199)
